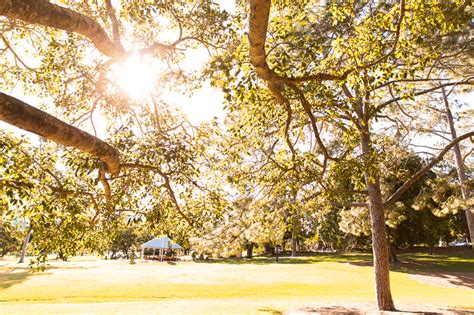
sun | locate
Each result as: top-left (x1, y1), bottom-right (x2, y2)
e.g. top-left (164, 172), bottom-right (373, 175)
top-left (112, 51), bottom-right (224, 123)
top-left (116, 55), bottom-right (157, 100)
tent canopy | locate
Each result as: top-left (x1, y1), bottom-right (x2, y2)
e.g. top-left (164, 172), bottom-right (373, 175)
top-left (141, 236), bottom-right (183, 250)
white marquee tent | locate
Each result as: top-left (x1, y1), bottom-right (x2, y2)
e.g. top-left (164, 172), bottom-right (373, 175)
top-left (140, 236), bottom-right (184, 261)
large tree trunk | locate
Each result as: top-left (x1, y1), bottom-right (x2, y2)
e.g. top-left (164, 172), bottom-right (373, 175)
top-left (0, 93), bottom-right (120, 175)
top-left (18, 230), bottom-right (32, 263)
top-left (442, 87), bottom-right (474, 248)
top-left (361, 131), bottom-right (396, 311)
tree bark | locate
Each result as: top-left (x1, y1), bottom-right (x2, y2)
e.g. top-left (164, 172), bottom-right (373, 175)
top-left (361, 130), bottom-right (396, 311)
top-left (247, 0), bottom-right (400, 310)
top-left (0, 0), bottom-right (125, 59)
top-left (389, 243), bottom-right (399, 265)
top-left (442, 87), bottom-right (474, 248)
top-left (0, 93), bottom-right (120, 175)
top-left (246, 243), bottom-right (254, 259)
top-left (58, 251), bottom-right (68, 261)
top-left (291, 237), bottom-right (298, 257)
top-left (248, 0), bottom-right (277, 82)
top-left (18, 230), bottom-right (32, 263)
top-left (248, 0), bottom-right (342, 84)
top-left (291, 215), bottom-right (298, 257)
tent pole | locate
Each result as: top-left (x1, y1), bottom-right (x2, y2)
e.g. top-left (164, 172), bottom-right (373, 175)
top-left (140, 247), bottom-right (144, 262)
top-left (153, 248), bottom-right (155, 260)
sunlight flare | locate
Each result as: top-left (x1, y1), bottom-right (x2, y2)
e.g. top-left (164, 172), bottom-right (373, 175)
top-left (117, 55), bottom-right (156, 100)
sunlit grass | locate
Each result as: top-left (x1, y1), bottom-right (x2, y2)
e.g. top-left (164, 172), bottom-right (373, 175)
top-left (0, 252), bottom-right (472, 313)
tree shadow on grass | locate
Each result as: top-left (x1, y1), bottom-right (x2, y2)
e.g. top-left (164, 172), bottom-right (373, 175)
top-left (258, 307), bottom-right (284, 314)
top-left (193, 252), bottom-right (473, 290)
top-left (348, 252), bottom-right (474, 290)
top-left (392, 261), bottom-right (473, 290)
top-left (396, 253), bottom-right (474, 272)
top-left (298, 306), bottom-right (365, 315)
top-left (0, 264), bottom-right (95, 291)
top-left (194, 253), bottom-right (373, 265)
top-left (394, 252), bottom-right (473, 290)
top-left (295, 306), bottom-right (367, 314)
top-left (294, 306), bottom-right (473, 314)
top-left (444, 308), bottom-right (474, 315)
top-left (0, 267), bottom-right (50, 291)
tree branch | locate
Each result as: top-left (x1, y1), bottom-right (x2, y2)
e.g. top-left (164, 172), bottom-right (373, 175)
top-left (0, 0), bottom-right (125, 59)
top-left (375, 78), bottom-right (474, 113)
top-left (120, 163), bottom-right (194, 227)
top-left (384, 131), bottom-right (474, 208)
top-left (2, 179), bottom-right (101, 216)
top-left (0, 34), bottom-right (37, 71)
top-left (330, 201), bottom-right (369, 208)
top-left (288, 83), bottom-right (334, 180)
top-left (357, 0), bottom-right (406, 71)
top-left (104, 0), bottom-right (122, 49)
top-left (282, 101), bottom-right (297, 161)
top-left (248, 0), bottom-right (407, 85)
top-left (98, 165), bottom-right (112, 211)
top-left (0, 93), bottom-right (120, 175)
top-left (248, 0), bottom-right (344, 85)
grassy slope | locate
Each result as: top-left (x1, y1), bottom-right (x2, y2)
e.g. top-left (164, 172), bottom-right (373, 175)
top-left (0, 253), bottom-right (472, 313)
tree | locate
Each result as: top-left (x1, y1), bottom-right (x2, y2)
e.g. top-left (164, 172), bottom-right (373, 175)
top-left (1, 130), bottom-right (117, 266)
top-left (377, 81), bottom-right (473, 247)
top-left (108, 223), bottom-right (152, 259)
top-left (338, 147), bottom-right (468, 256)
top-left (0, 0), bottom-right (232, 263)
top-left (212, 0), bottom-right (473, 310)
top-left (440, 87), bottom-right (473, 246)
top-left (384, 81), bottom-right (473, 246)
top-left (0, 0), bottom-right (473, 311)
top-left (18, 230), bottom-right (32, 264)
top-left (0, 222), bottom-right (22, 257)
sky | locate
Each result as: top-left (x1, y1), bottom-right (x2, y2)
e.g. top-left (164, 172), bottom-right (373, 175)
top-left (0, 36), bottom-right (226, 141)
top-left (0, 0), bottom-right (238, 139)
top-left (0, 0), bottom-right (471, 156)
top-left (150, 46), bottom-right (226, 125)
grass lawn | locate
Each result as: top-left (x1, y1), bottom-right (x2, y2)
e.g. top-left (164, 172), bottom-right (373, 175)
top-left (0, 252), bottom-right (473, 314)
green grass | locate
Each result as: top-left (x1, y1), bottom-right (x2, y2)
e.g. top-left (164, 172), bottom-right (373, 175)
top-left (0, 253), bottom-right (472, 313)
